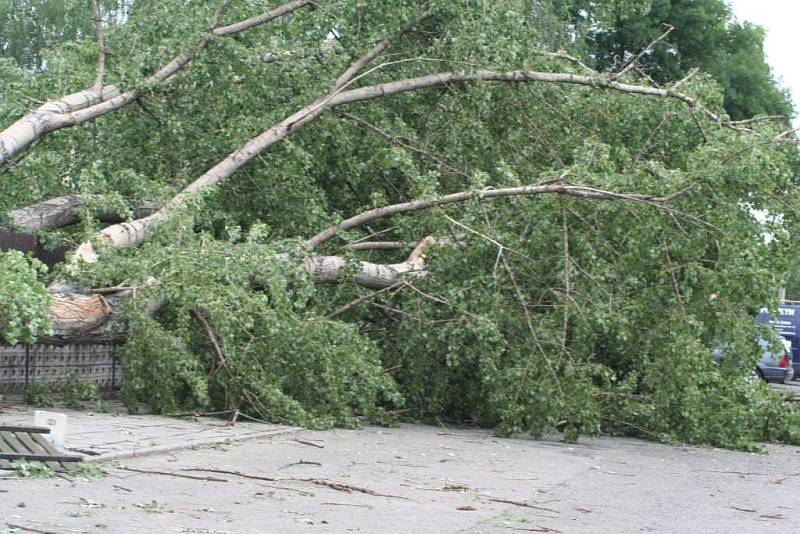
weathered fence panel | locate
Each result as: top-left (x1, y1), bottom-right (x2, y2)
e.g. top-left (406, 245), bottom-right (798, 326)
top-left (0, 343), bottom-right (120, 392)
top-left (0, 227), bottom-right (68, 267)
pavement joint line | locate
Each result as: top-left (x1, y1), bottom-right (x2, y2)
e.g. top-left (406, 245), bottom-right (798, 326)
top-left (83, 425), bottom-right (302, 464)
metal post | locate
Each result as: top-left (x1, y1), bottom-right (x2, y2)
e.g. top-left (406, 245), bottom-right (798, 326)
top-left (24, 342), bottom-right (30, 388)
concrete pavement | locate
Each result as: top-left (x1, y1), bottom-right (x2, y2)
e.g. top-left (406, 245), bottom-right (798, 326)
top-left (1, 408), bottom-right (800, 533)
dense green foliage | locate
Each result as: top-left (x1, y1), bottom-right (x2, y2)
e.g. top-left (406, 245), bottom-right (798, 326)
top-left (0, 0), bottom-right (131, 70)
top-left (0, 251), bottom-right (51, 344)
top-left (1, 0), bottom-right (800, 450)
top-left (549, 0), bottom-right (794, 121)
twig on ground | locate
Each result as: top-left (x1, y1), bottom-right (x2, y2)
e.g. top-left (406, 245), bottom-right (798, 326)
top-left (116, 466), bottom-right (228, 482)
top-left (294, 477), bottom-right (409, 499)
top-left (5, 524), bottom-right (63, 534)
top-left (279, 460), bottom-right (323, 469)
top-left (731, 506), bottom-right (757, 513)
top-left (293, 438), bottom-right (325, 448)
top-left (181, 467), bottom-right (277, 481)
top-left (181, 468), bottom-right (408, 499)
top-left (486, 497), bottom-right (559, 513)
top-left (321, 502), bottom-right (374, 509)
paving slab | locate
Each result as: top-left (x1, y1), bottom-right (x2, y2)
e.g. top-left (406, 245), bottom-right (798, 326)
top-left (0, 397), bottom-right (298, 462)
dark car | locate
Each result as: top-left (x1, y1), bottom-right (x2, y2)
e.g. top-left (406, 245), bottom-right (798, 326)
top-left (712, 338), bottom-right (794, 383)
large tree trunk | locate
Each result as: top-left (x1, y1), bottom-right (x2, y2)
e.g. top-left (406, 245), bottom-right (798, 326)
top-left (5, 195), bottom-right (159, 232)
top-left (35, 238), bottom-right (434, 344)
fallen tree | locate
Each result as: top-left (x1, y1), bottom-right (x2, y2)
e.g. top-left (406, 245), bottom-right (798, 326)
top-left (1, 0), bottom-right (800, 447)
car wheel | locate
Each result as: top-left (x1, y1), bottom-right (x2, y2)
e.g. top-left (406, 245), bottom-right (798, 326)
top-left (756, 368), bottom-right (766, 382)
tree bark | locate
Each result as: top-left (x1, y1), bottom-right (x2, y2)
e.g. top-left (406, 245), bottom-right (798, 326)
top-left (5, 195), bottom-right (159, 232)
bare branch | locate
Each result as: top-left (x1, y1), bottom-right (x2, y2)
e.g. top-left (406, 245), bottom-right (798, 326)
top-left (325, 281), bottom-right (407, 319)
top-left (729, 115), bottom-right (788, 126)
top-left (332, 36), bottom-right (394, 92)
top-left (611, 24), bottom-right (674, 80)
top-left (332, 12), bottom-right (430, 91)
top-left (347, 240), bottom-right (411, 251)
top-left (307, 182), bottom-right (683, 248)
top-left (212, 0), bottom-right (311, 36)
top-left (671, 67), bottom-right (699, 90)
top-left (90, 0), bottom-right (106, 91)
top-left (537, 50), bottom-right (595, 74)
top-left (191, 308), bottom-right (230, 371)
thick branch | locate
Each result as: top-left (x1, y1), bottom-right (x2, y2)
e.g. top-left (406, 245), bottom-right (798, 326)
top-left (81, 67), bottom-right (712, 261)
top-left (5, 195), bottom-right (159, 232)
top-left (307, 183), bottom-right (679, 248)
top-left (0, 86), bottom-right (120, 166)
top-left (43, 290), bottom-right (129, 344)
top-left (0, 0), bottom-right (310, 166)
top-left (212, 0), bottom-right (311, 36)
top-left (90, 0), bottom-right (106, 91)
top-left (325, 69), bottom-right (733, 127)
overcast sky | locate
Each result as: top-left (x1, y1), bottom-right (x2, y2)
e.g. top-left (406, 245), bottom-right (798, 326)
top-left (727, 0), bottom-right (800, 126)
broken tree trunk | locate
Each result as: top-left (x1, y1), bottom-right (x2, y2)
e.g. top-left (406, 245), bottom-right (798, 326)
top-left (35, 238), bottom-right (435, 344)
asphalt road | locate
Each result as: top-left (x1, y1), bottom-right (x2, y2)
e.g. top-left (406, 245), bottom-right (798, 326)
top-left (2, 423), bottom-right (800, 533)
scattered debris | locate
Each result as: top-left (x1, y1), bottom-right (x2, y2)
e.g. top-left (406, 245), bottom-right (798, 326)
top-left (321, 502), bottom-right (374, 509)
top-left (133, 500), bottom-right (166, 513)
top-left (292, 438), bottom-right (325, 449)
top-left (4, 523), bottom-right (63, 534)
top-left (457, 505), bottom-right (477, 511)
top-left (294, 477), bottom-right (409, 500)
top-left (487, 497), bottom-right (559, 513)
top-left (117, 466), bottom-right (228, 482)
top-left (507, 527), bottom-right (561, 533)
top-left (279, 460), bottom-right (322, 470)
top-left (731, 506), bottom-right (757, 513)
top-left (181, 467), bottom-right (407, 499)
top-left (442, 482), bottom-right (470, 491)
